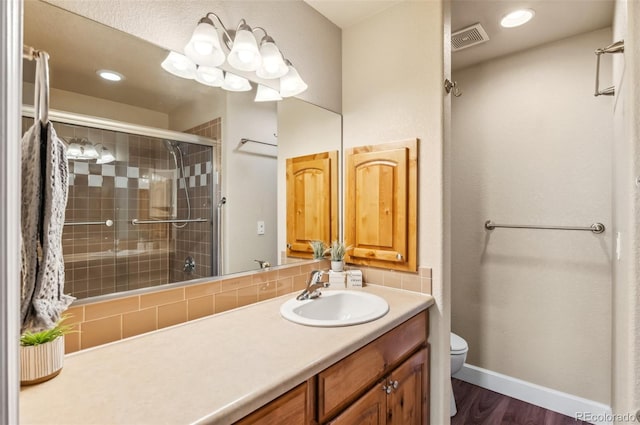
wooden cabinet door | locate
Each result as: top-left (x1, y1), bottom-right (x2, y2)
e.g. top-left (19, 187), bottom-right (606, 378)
top-left (386, 348), bottom-right (429, 425)
top-left (345, 139), bottom-right (417, 272)
top-left (317, 312), bottom-right (427, 422)
top-left (327, 380), bottom-right (386, 425)
top-left (286, 151), bottom-right (338, 258)
top-left (234, 382), bottom-right (313, 425)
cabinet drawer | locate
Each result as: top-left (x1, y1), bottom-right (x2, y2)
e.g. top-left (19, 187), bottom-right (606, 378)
top-left (317, 311), bottom-right (428, 422)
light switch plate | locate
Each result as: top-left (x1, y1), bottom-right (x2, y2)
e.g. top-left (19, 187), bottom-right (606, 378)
top-left (257, 221), bottom-right (265, 235)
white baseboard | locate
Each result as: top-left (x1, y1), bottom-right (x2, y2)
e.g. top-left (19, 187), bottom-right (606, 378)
top-left (454, 364), bottom-right (613, 425)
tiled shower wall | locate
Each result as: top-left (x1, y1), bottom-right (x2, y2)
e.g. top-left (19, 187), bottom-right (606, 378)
top-left (174, 118), bottom-right (222, 281)
top-left (20, 117), bottom-right (216, 299)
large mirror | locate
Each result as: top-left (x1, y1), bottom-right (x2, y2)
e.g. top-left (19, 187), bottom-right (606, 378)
top-left (22, 0), bottom-right (341, 301)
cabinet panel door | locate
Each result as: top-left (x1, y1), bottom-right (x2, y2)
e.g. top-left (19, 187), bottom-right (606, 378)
top-left (387, 348), bottom-right (429, 425)
top-left (286, 152), bottom-right (338, 258)
top-left (327, 380), bottom-right (386, 425)
top-left (318, 311), bottom-right (427, 422)
top-left (234, 382), bottom-right (312, 425)
top-left (345, 139), bottom-right (417, 271)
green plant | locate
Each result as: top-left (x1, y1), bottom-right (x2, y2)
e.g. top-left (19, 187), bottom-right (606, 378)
top-left (20, 316), bottom-right (74, 347)
top-left (309, 240), bottom-right (326, 259)
top-left (324, 240), bottom-right (348, 262)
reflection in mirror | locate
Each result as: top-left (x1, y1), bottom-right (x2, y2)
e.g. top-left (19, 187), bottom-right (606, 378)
top-left (22, 1), bottom-right (341, 302)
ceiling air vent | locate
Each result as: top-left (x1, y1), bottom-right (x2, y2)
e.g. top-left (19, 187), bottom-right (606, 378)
top-left (452, 23), bottom-right (489, 52)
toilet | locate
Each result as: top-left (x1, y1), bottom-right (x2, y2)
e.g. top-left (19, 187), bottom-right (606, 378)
top-left (450, 332), bottom-right (469, 417)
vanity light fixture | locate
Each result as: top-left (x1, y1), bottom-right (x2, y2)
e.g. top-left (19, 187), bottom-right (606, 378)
top-left (195, 65), bottom-right (224, 87)
top-left (95, 144), bottom-right (116, 164)
top-left (97, 69), bottom-right (124, 82)
top-left (500, 9), bottom-right (535, 28)
top-left (160, 12), bottom-right (307, 99)
top-left (222, 72), bottom-right (252, 92)
top-left (65, 138), bottom-right (115, 163)
top-left (255, 84), bottom-right (283, 102)
top-left (279, 60), bottom-right (308, 98)
top-left (161, 51), bottom-right (197, 79)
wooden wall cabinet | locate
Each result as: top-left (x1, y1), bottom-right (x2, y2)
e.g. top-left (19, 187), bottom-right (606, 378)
top-left (234, 311), bottom-right (429, 425)
top-left (345, 139), bottom-right (418, 272)
top-left (286, 151), bottom-right (338, 258)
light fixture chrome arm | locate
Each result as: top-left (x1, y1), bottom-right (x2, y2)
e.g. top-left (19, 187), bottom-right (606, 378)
top-left (203, 12), bottom-right (234, 48)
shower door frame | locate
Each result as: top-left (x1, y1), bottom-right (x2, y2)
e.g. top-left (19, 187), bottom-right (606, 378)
top-left (21, 105), bottom-right (221, 285)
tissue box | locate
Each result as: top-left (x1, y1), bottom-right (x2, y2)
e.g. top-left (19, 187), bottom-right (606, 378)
top-left (328, 271), bottom-right (346, 288)
top-left (347, 270), bottom-right (363, 287)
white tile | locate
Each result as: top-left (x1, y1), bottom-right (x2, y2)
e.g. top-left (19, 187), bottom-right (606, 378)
top-left (88, 175), bottom-right (103, 187)
top-left (206, 161), bottom-right (212, 173)
top-left (73, 162), bottom-right (89, 175)
top-left (139, 178), bottom-right (150, 190)
top-left (115, 176), bottom-right (128, 188)
top-left (195, 163), bottom-right (201, 175)
top-left (68, 174), bottom-right (75, 186)
top-left (179, 179), bottom-right (185, 189)
top-left (127, 167), bottom-right (139, 178)
top-left (189, 176), bottom-right (195, 187)
top-left (200, 174), bottom-right (206, 186)
top-left (102, 164), bottom-right (115, 176)
top-left (184, 167), bottom-right (190, 177)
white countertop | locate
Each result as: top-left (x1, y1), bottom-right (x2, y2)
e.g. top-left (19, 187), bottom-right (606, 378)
top-left (20, 285), bottom-right (434, 425)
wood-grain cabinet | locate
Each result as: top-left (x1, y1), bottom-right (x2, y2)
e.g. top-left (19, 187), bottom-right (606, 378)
top-left (235, 311), bottom-right (429, 425)
top-left (286, 151), bottom-right (339, 259)
top-left (344, 139), bottom-right (418, 272)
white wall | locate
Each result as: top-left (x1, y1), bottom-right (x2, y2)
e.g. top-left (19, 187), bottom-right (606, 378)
top-left (342, 2), bottom-right (447, 423)
top-left (43, 0), bottom-right (342, 113)
top-left (23, 83), bottom-right (169, 128)
top-left (168, 91), bottom-right (225, 133)
top-left (223, 90), bottom-right (278, 274)
top-left (451, 28), bottom-right (613, 404)
top-left (276, 97), bottom-right (342, 259)
top-left (611, 0), bottom-right (640, 417)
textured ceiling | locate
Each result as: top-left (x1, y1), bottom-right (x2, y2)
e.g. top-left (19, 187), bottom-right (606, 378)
top-left (303, 0), bottom-right (615, 70)
top-left (23, 0), bottom-right (223, 114)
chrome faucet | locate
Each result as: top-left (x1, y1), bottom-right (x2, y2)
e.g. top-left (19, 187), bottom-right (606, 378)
top-left (296, 270), bottom-right (329, 300)
top-left (254, 259), bottom-right (271, 269)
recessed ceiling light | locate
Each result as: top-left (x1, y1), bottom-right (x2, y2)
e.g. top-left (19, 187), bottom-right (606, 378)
top-left (97, 70), bottom-right (124, 82)
top-left (500, 9), bottom-right (535, 28)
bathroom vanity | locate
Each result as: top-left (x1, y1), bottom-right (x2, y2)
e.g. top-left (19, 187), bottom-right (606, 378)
top-left (19, 286), bottom-right (433, 425)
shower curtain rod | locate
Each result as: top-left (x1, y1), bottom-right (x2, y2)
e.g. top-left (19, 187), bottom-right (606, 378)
top-left (485, 220), bottom-right (605, 234)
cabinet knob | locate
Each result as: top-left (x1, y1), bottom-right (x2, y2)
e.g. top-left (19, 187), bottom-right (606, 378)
top-left (287, 243), bottom-right (292, 249)
top-left (382, 380), bottom-right (399, 394)
top-left (396, 253), bottom-right (403, 261)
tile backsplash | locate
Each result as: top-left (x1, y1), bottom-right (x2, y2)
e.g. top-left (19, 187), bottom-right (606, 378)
top-left (63, 262), bottom-right (433, 353)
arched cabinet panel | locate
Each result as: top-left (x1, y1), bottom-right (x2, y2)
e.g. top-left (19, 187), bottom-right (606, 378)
top-left (345, 139), bottom-right (417, 272)
top-left (286, 151), bottom-right (338, 258)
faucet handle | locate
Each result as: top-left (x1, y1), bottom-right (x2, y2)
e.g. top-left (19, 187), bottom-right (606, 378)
top-left (254, 259), bottom-right (271, 269)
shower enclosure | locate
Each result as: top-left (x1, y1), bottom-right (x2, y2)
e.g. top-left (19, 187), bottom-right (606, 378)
top-left (21, 111), bottom-right (220, 300)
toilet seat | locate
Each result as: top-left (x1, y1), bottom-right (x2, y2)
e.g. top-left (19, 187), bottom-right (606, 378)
top-left (450, 332), bottom-right (468, 355)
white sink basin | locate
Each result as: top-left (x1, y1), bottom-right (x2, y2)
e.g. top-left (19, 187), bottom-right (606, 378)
top-left (280, 290), bottom-right (389, 327)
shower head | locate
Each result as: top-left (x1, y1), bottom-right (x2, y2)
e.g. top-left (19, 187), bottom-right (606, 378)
top-left (163, 140), bottom-right (177, 154)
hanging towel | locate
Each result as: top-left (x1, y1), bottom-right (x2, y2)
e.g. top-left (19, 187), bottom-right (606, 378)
top-left (20, 52), bottom-right (74, 333)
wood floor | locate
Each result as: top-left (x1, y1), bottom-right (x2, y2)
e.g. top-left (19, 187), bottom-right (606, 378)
top-left (451, 379), bottom-right (590, 425)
